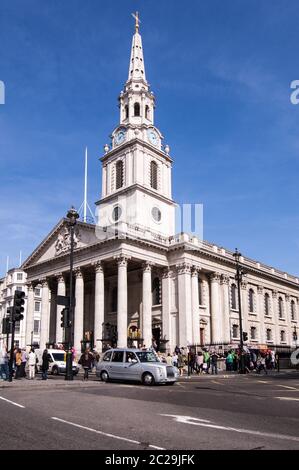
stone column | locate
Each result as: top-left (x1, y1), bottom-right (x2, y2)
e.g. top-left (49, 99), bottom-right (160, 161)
top-left (272, 290), bottom-right (278, 344)
top-left (116, 256), bottom-right (128, 348)
top-left (241, 281), bottom-right (249, 339)
top-left (56, 274), bottom-right (65, 346)
top-left (285, 294), bottom-right (290, 345)
top-left (162, 268), bottom-right (172, 351)
top-left (191, 267), bottom-right (200, 344)
top-left (257, 286), bottom-right (265, 343)
top-left (94, 261), bottom-right (104, 352)
top-left (177, 263), bottom-right (192, 347)
top-left (74, 268), bottom-right (84, 354)
top-left (40, 279), bottom-right (50, 350)
top-left (221, 274), bottom-right (230, 344)
top-left (210, 273), bottom-right (221, 343)
top-left (25, 282), bottom-right (34, 349)
top-left (142, 262), bottom-right (152, 348)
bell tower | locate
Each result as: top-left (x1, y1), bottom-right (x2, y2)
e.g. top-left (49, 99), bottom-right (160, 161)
top-left (96, 13), bottom-right (176, 239)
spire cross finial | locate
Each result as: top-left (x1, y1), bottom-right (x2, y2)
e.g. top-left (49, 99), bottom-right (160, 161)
top-left (132, 11), bottom-right (140, 32)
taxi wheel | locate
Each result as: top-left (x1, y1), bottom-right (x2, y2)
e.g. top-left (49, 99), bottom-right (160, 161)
top-left (100, 370), bottom-right (109, 382)
top-left (52, 366), bottom-right (59, 376)
top-left (142, 372), bottom-right (155, 386)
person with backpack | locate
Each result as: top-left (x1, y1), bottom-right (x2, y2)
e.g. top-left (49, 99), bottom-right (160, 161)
top-left (78, 348), bottom-right (94, 381)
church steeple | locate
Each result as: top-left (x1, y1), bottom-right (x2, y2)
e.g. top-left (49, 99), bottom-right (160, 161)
top-left (127, 12), bottom-right (147, 84)
top-left (118, 12), bottom-right (155, 130)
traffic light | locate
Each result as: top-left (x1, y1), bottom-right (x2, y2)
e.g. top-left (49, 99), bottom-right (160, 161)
top-left (2, 316), bottom-right (11, 334)
top-left (60, 308), bottom-right (69, 328)
top-left (243, 331), bottom-right (248, 342)
top-left (13, 290), bottom-right (25, 321)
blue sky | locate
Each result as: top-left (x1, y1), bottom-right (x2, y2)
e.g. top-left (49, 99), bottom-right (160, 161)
top-left (0, 0), bottom-right (299, 276)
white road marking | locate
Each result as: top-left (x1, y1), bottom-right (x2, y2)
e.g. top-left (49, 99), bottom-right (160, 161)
top-left (275, 397), bottom-right (299, 402)
top-left (51, 417), bottom-right (165, 450)
top-left (0, 396), bottom-right (25, 408)
top-left (277, 385), bottom-right (298, 390)
top-left (160, 414), bottom-right (299, 443)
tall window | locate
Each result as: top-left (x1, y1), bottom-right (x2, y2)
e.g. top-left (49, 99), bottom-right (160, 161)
top-left (250, 326), bottom-right (257, 340)
top-left (34, 319), bottom-right (40, 334)
top-left (111, 286), bottom-right (117, 312)
top-left (134, 102), bottom-right (140, 116)
top-left (115, 160), bottom-right (124, 189)
top-left (16, 273), bottom-right (23, 281)
top-left (231, 284), bottom-right (237, 310)
top-left (152, 277), bottom-right (160, 305)
top-left (291, 300), bottom-right (296, 321)
top-left (280, 330), bottom-right (286, 343)
top-left (15, 321), bottom-right (20, 334)
top-left (266, 328), bottom-right (272, 342)
top-left (125, 105), bottom-right (129, 119)
top-left (34, 302), bottom-right (40, 312)
top-left (34, 287), bottom-right (41, 297)
top-left (198, 279), bottom-right (203, 305)
top-left (145, 105), bottom-right (150, 119)
top-left (232, 324), bottom-right (239, 339)
top-left (150, 161), bottom-right (158, 190)
top-left (264, 293), bottom-right (270, 316)
top-left (278, 296), bottom-right (283, 319)
top-left (248, 289), bottom-right (255, 313)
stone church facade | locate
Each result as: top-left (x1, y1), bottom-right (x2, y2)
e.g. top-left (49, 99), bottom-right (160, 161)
top-left (22, 19), bottom-right (299, 354)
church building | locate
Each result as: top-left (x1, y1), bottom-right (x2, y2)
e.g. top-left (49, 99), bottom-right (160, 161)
top-left (22, 16), bottom-right (299, 354)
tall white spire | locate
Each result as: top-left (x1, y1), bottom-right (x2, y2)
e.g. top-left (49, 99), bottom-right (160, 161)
top-left (128, 12), bottom-right (146, 83)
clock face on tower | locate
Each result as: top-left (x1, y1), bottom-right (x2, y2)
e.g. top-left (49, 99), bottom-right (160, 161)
top-left (147, 128), bottom-right (159, 146)
top-left (115, 128), bottom-right (126, 146)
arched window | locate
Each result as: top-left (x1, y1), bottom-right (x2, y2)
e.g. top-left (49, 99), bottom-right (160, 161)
top-left (150, 161), bottom-right (158, 189)
top-left (125, 105), bottom-right (129, 119)
top-left (152, 277), bottom-right (160, 305)
top-left (264, 293), bottom-right (270, 316)
top-left (280, 330), bottom-right (286, 343)
top-left (198, 279), bottom-right (203, 305)
top-left (291, 300), bottom-right (296, 321)
top-left (145, 105), bottom-right (150, 120)
top-left (134, 102), bottom-right (140, 116)
top-left (115, 160), bottom-right (124, 189)
top-left (111, 286), bottom-right (117, 312)
top-left (231, 284), bottom-right (237, 310)
top-left (248, 288), bottom-right (255, 313)
top-left (278, 296), bottom-right (283, 319)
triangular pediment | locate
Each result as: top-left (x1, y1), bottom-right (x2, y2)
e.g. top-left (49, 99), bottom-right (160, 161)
top-left (22, 218), bottom-right (98, 268)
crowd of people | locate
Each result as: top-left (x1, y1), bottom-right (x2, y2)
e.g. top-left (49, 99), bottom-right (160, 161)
top-left (156, 346), bottom-right (278, 376)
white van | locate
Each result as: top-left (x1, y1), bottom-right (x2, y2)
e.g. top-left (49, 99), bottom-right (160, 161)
top-left (35, 349), bottom-right (79, 376)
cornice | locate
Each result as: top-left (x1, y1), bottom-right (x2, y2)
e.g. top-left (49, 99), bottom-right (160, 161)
top-left (100, 137), bottom-right (173, 163)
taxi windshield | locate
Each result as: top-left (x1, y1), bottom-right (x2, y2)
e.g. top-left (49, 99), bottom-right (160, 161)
top-left (136, 351), bottom-right (158, 363)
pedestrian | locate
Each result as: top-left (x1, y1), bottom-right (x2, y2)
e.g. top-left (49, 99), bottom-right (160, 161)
top-left (175, 345), bottom-right (180, 355)
top-left (196, 351), bottom-right (204, 374)
top-left (15, 348), bottom-right (22, 379)
top-left (203, 349), bottom-right (210, 374)
top-left (172, 352), bottom-right (178, 368)
top-left (41, 349), bottom-right (50, 380)
top-left (78, 348), bottom-right (94, 380)
top-left (210, 350), bottom-right (219, 375)
top-left (177, 350), bottom-right (186, 376)
top-left (166, 353), bottom-right (173, 366)
top-left (0, 347), bottom-right (9, 381)
top-left (28, 348), bottom-right (37, 380)
top-left (21, 348), bottom-right (28, 378)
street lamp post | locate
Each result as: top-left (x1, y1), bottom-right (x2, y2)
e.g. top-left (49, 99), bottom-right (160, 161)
top-left (65, 206), bottom-right (79, 381)
top-left (233, 248), bottom-right (246, 374)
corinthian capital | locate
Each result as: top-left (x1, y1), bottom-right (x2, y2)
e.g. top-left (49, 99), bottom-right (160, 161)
top-left (92, 261), bottom-right (103, 274)
top-left (210, 272), bottom-right (221, 283)
top-left (114, 255), bottom-right (130, 267)
top-left (176, 263), bottom-right (192, 275)
top-left (220, 274), bottom-right (230, 285)
top-left (142, 261), bottom-right (153, 273)
top-left (56, 273), bottom-right (65, 284)
top-left (74, 267), bottom-right (83, 279)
